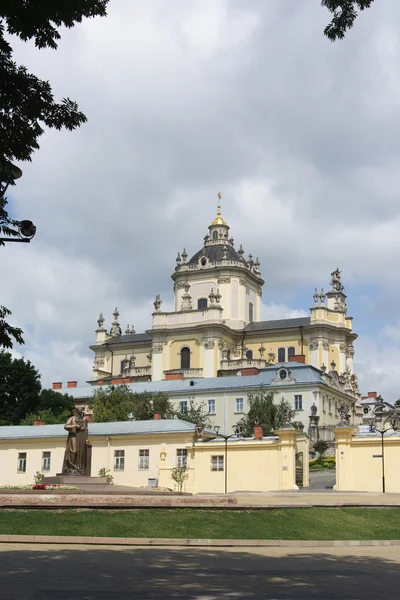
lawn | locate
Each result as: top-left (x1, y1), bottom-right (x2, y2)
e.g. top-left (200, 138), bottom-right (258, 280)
top-left (0, 508), bottom-right (399, 539)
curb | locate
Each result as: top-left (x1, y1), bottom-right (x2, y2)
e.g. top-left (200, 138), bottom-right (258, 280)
top-left (0, 535), bottom-right (399, 547)
top-left (1, 503), bottom-right (400, 510)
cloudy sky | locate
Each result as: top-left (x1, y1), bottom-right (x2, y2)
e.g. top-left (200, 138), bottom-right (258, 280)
top-left (3, 0), bottom-right (400, 400)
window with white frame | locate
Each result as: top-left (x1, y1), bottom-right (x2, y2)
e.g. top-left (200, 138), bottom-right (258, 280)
top-left (176, 449), bottom-right (188, 468)
top-left (294, 395), bottom-right (303, 410)
top-left (41, 451), bottom-right (51, 472)
top-left (278, 347), bottom-right (286, 363)
top-left (17, 452), bottom-right (27, 473)
top-left (179, 400), bottom-right (188, 414)
top-left (114, 450), bottom-right (125, 471)
top-left (235, 398), bottom-right (244, 413)
top-left (208, 399), bottom-right (215, 414)
top-left (139, 449), bottom-right (149, 470)
top-left (210, 455), bottom-right (224, 471)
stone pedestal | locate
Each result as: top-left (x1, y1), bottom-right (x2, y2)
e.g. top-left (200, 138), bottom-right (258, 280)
top-left (44, 476), bottom-right (109, 486)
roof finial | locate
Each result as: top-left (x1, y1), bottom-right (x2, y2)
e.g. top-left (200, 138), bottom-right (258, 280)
top-left (217, 191), bottom-right (222, 215)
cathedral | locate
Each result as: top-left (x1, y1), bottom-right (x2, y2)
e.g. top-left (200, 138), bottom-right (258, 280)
top-left (90, 199), bottom-right (359, 399)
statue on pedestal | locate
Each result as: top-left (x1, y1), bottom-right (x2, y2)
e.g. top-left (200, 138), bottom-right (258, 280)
top-left (62, 407), bottom-right (91, 475)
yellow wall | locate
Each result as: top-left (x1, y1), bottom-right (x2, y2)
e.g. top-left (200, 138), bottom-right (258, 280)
top-left (169, 338), bottom-right (201, 370)
top-left (333, 427), bottom-right (400, 493)
top-left (0, 439), bottom-right (65, 486)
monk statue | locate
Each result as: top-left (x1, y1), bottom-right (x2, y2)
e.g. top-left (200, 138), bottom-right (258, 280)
top-left (62, 407), bottom-right (91, 475)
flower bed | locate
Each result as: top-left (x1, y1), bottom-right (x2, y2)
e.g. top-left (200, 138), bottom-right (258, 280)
top-left (139, 486), bottom-right (173, 492)
top-left (0, 485), bottom-right (79, 491)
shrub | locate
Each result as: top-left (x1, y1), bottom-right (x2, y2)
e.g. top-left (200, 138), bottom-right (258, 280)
top-left (98, 468), bottom-right (114, 485)
top-left (309, 464), bottom-right (324, 471)
top-left (33, 471), bottom-right (45, 484)
top-left (313, 440), bottom-right (329, 457)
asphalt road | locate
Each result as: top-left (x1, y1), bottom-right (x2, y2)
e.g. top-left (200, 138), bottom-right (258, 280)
top-left (0, 543), bottom-right (399, 600)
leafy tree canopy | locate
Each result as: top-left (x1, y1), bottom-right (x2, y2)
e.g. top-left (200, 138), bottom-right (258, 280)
top-left (322, 0), bottom-right (375, 41)
top-left (239, 389), bottom-right (297, 437)
top-left (91, 385), bottom-right (176, 423)
top-left (175, 398), bottom-right (212, 429)
top-left (0, 350), bottom-right (41, 424)
top-left (0, 305), bottom-right (24, 348)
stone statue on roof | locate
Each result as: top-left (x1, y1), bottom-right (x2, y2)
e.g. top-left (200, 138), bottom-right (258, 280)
top-left (330, 268), bottom-right (344, 292)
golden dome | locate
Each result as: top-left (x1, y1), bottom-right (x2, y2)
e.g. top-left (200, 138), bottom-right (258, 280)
top-left (210, 194), bottom-right (228, 227)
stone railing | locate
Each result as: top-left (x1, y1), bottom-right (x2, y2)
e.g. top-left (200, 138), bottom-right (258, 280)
top-left (153, 307), bottom-right (223, 328)
top-left (164, 368), bottom-right (203, 379)
top-left (125, 366), bottom-right (152, 377)
top-left (220, 359), bottom-right (267, 370)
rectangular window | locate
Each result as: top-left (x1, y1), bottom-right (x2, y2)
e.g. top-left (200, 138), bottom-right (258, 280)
top-left (288, 347), bottom-right (295, 359)
top-left (176, 449), bottom-right (188, 468)
top-left (114, 450), bottom-right (125, 471)
top-left (294, 395), bottom-right (303, 410)
top-left (249, 302), bottom-right (254, 322)
top-left (235, 398), bottom-right (244, 413)
top-left (41, 451), bottom-right (51, 472)
top-left (328, 398), bottom-right (332, 413)
top-left (210, 455), bottom-right (224, 471)
top-left (208, 399), bottom-right (215, 414)
top-left (17, 452), bottom-right (26, 473)
top-left (278, 347), bottom-right (286, 363)
top-left (179, 400), bottom-right (188, 414)
top-left (139, 449), bottom-right (149, 470)
top-left (322, 396), bottom-right (326, 411)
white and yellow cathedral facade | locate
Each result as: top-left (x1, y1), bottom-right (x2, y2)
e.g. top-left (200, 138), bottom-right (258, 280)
top-left (90, 201), bottom-right (359, 400)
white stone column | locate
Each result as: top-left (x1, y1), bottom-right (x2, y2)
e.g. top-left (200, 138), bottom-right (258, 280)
top-left (203, 339), bottom-right (216, 377)
top-left (151, 344), bottom-right (164, 381)
top-left (339, 344), bottom-right (346, 373)
top-left (322, 341), bottom-right (329, 369)
top-left (309, 341), bottom-right (319, 368)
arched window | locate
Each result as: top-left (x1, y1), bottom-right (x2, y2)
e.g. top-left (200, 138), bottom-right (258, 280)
top-left (246, 350), bottom-right (253, 360)
top-left (278, 347), bottom-right (285, 363)
top-left (198, 298), bottom-right (208, 309)
top-left (227, 349), bottom-right (231, 360)
top-left (288, 347), bottom-right (295, 359)
top-left (180, 347), bottom-right (191, 369)
top-left (249, 302), bottom-right (254, 322)
top-left (212, 230), bottom-right (218, 240)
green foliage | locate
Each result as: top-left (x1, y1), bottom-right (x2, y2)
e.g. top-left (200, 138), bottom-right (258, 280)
top-left (310, 455), bottom-right (336, 471)
top-left (0, 305), bottom-right (24, 348)
top-left (0, 1), bottom-right (109, 168)
top-left (33, 471), bottom-right (45, 485)
top-left (170, 466), bottom-right (189, 493)
top-left (175, 398), bottom-right (212, 428)
top-left (0, 350), bottom-right (41, 424)
top-left (314, 439), bottom-right (329, 457)
top-left (309, 463), bottom-right (324, 471)
top-left (322, 0), bottom-right (376, 41)
top-left (98, 468), bottom-right (114, 485)
top-left (239, 389), bottom-right (297, 437)
top-left (91, 385), bottom-right (175, 423)
top-left (20, 389), bottom-right (75, 425)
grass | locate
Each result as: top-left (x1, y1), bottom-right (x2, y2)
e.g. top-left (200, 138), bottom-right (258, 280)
top-left (0, 508), bottom-right (399, 540)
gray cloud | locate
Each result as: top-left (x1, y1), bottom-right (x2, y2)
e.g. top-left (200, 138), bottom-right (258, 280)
top-left (3, 0), bottom-right (400, 399)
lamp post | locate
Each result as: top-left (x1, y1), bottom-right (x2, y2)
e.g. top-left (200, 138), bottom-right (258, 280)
top-left (212, 423), bottom-right (243, 494)
top-left (0, 161), bottom-right (36, 244)
top-left (370, 398), bottom-right (400, 494)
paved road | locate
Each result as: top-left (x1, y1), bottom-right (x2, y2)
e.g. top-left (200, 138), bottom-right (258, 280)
top-left (0, 543), bottom-right (399, 599)
top-left (307, 470), bottom-right (336, 490)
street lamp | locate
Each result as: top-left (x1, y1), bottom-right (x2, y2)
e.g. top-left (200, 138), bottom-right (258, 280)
top-left (0, 161), bottom-right (36, 244)
top-left (370, 398), bottom-right (400, 493)
top-left (212, 423), bottom-right (243, 494)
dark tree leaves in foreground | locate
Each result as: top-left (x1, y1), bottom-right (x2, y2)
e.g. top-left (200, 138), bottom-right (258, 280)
top-left (0, 1), bottom-right (109, 168)
top-left (322, 0), bottom-right (376, 41)
top-left (0, 306), bottom-right (24, 349)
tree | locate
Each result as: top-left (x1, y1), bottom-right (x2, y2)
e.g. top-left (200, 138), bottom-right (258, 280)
top-left (91, 385), bottom-right (175, 423)
top-left (313, 439), bottom-right (329, 458)
top-left (0, 1), bottom-right (109, 170)
top-left (20, 389), bottom-right (75, 425)
top-left (175, 398), bottom-right (212, 429)
top-left (171, 466), bottom-right (189, 493)
top-left (239, 389), bottom-right (297, 437)
top-left (0, 350), bottom-right (41, 425)
top-left (322, 0), bottom-right (376, 41)
top-left (0, 305), bottom-right (24, 348)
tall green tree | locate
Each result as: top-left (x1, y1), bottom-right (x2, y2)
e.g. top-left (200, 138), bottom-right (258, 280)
top-left (21, 389), bottom-right (75, 425)
top-left (0, 350), bottom-right (41, 425)
top-left (91, 385), bottom-right (175, 423)
top-left (239, 389), bottom-right (297, 437)
top-left (322, 0), bottom-right (376, 41)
